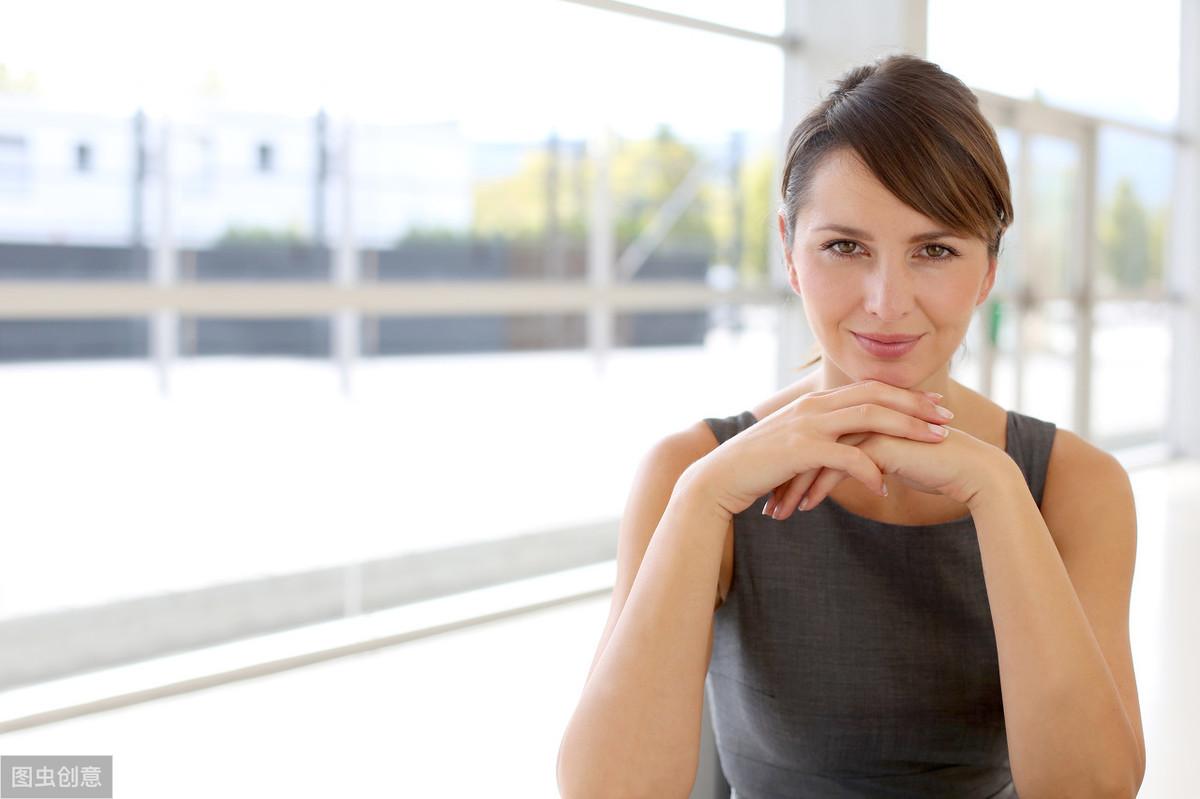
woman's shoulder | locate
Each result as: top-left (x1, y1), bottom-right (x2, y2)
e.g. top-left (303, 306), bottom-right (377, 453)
top-left (1039, 422), bottom-right (1123, 497)
top-left (689, 376), bottom-right (821, 447)
top-left (975, 394), bottom-right (1116, 521)
top-left (1035, 419), bottom-right (1130, 555)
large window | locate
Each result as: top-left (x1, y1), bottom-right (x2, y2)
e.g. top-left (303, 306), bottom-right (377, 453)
top-left (928, 0), bottom-right (1180, 129)
top-left (930, 0), bottom-right (1182, 445)
top-left (0, 0), bottom-right (1186, 695)
top-left (0, 0), bottom-right (788, 689)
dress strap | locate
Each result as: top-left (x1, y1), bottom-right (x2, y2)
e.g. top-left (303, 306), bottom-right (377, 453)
top-left (701, 409), bottom-right (759, 446)
top-left (1005, 410), bottom-right (1058, 509)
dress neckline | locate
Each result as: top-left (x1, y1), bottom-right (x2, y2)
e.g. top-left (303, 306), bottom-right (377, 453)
top-left (743, 408), bottom-right (1016, 530)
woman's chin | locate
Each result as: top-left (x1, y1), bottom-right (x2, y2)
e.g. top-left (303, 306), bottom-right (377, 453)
top-left (850, 367), bottom-right (932, 392)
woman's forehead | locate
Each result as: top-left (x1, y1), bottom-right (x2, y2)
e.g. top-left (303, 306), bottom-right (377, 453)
top-left (809, 221), bottom-right (968, 244)
top-left (798, 149), bottom-right (981, 244)
top-left (807, 154), bottom-right (930, 219)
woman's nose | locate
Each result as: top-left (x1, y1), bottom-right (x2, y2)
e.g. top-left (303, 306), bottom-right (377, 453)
top-left (862, 261), bottom-right (915, 318)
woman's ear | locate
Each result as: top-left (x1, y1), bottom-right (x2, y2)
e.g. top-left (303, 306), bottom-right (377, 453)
top-left (778, 211), bottom-right (801, 293)
top-left (976, 254), bottom-right (998, 305)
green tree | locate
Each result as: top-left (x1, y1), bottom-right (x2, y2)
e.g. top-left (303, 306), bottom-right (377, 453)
top-left (471, 125), bottom-right (714, 256)
top-left (396, 225), bottom-right (473, 246)
top-left (736, 149), bottom-right (775, 284)
top-left (608, 125), bottom-right (714, 253)
top-left (1099, 178), bottom-right (1153, 290)
top-left (1146, 205), bottom-right (1167, 288)
top-left (471, 141), bottom-right (586, 243)
top-left (213, 224), bottom-right (307, 247)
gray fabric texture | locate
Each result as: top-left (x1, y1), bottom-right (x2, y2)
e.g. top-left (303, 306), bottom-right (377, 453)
top-left (703, 407), bottom-right (1056, 799)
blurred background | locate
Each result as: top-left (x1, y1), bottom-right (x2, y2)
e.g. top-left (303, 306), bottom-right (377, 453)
top-left (0, 0), bottom-right (1195, 796)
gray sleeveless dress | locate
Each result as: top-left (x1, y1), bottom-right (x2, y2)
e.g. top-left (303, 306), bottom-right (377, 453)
top-left (701, 408), bottom-right (1056, 799)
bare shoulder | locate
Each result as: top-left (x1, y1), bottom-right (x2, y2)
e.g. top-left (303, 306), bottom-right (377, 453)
top-left (677, 378), bottom-right (814, 457)
top-left (1044, 426), bottom-right (1130, 503)
top-left (673, 418), bottom-right (725, 460)
top-left (580, 418), bottom-right (731, 687)
top-left (1040, 426), bottom-right (1133, 547)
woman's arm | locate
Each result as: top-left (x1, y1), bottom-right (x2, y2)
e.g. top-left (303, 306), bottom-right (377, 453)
top-left (557, 442), bottom-right (730, 799)
top-left (967, 446), bottom-right (1144, 798)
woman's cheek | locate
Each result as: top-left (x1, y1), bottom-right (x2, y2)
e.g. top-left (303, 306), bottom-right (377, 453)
top-left (797, 261), bottom-right (852, 302)
top-left (794, 275), bottom-right (843, 331)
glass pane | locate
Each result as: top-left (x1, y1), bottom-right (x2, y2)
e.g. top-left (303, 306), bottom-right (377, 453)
top-left (951, 298), bottom-right (1004, 399)
top-left (0, 318), bottom-right (148, 361)
top-left (983, 297), bottom-right (1020, 410)
top-left (1021, 298), bottom-right (1077, 427)
top-left (0, 0), bottom-right (788, 686)
top-left (1027, 134), bottom-right (1081, 298)
top-left (0, 302), bottom-right (781, 623)
top-left (178, 236), bottom-right (331, 357)
top-left (168, 117), bottom-right (315, 248)
top-left (1091, 301), bottom-right (1170, 442)
top-left (928, 0), bottom-right (1181, 129)
top-left (1096, 127), bottom-right (1174, 295)
top-left (0, 0), bottom-right (792, 691)
top-left (993, 125), bottom-right (1022, 298)
top-left (956, 124), bottom-right (1023, 400)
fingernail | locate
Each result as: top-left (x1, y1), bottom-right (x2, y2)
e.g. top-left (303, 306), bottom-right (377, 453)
top-left (929, 422), bottom-right (949, 437)
top-left (799, 495), bottom-right (809, 511)
top-left (923, 391), bottom-right (944, 401)
top-left (936, 405), bottom-right (954, 419)
top-left (762, 501), bottom-right (771, 516)
top-left (880, 483), bottom-right (889, 497)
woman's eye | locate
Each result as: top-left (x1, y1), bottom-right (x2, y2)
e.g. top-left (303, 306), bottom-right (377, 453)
top-left (821, 240), bottom-right (959, 261)
top-left (826, 240), bottom-right (859, 257)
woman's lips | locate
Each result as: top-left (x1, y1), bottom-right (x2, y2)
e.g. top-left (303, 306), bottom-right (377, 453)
top-left (852, 331), bottom-right (923, 358)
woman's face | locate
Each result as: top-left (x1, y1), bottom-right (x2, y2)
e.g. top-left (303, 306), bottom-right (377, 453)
top-left (779, 147), bottom-right (997, 387)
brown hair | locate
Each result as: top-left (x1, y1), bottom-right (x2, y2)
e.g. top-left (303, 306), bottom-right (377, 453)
top-left (780, 53), bottom-right (1014, 371)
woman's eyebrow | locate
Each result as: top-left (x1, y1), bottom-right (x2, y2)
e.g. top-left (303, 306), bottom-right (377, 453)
top-left (812, 223), bottom-right (961, 243)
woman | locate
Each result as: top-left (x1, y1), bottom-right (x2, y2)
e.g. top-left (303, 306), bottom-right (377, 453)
top-left (557, 53), bottom-right (1145, 799)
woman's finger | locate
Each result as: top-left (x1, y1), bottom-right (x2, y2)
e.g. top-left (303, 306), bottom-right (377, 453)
top-left (768, 429), bottom-right (873, 515)
top-left (762, 487), bottom-right (778, 516)
top-left (815, 402), bottom-right (954, 444)
top-left (767, 467), bottom-right (823, 519)
top-left (808, 440), bottom-right (885, 499)
top-left (795, 465), bottom-right (851, 515)
top-left (764, 471), bottom-right (813, 516)
top-left (774, 466), bottom-right (838, 519)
